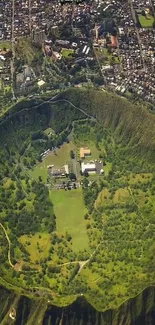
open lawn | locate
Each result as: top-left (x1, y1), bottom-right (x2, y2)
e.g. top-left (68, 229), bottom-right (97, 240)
top-left (0, 41), bottom-right (11, 49)
top-left (138, 14), bottom-right (154, 27)
top-left (19, 232), bottom-right (50, 263)
top-left (49, 188), bottom-right (89, 252)
top-left (30, 142), bottom-right (75, 182)
top-left (61, 48), bottom-right (74, 58)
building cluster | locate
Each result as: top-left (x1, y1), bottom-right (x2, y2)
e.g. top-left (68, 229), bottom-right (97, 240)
top-left (108, 0), bottom-right (155, 103)
top-left (80, 147), bottom-right (104, 175)
top-left (0, 0), bottom-right (155, 103)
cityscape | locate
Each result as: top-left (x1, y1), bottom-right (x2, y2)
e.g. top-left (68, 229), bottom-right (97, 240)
top-left (0, 0), bottom-right (155, 105)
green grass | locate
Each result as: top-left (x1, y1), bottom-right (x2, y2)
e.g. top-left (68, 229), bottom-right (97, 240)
top-left (113, 188), bottom-right (130, 204)
top-left (19, 232), bottom-right (50, 263)
top-left (95, 47), bottom-right (119, 64)
top-left (138, 14), bottom-right (155, 27)
top-left (75, 139), bottom-right (100, 161)
top-left (0, 41), bottom-right (11, 50)
top-left (61, 48), bottom-right (74, 58)
top-left (30, 142), bottom-right (75, 182)
top-left (4, 85), bottom-right (11, 94)
top-left (104, 162), bottom-right (112, 176)
top-left (44, 127), bottom-right (55, 136)
top-left (15, 37), bottom-right (42, 65)
top-left (49, 188), bottom-right (89, 252)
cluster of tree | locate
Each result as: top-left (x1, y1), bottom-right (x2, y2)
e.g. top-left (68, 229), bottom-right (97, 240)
top-left (47, 265), bottom-right (61, 276)
top-left (32, 181), bottom-right (56, 233)
top-left (82, 178), bottom-right (102, 213)
top-left (68, 263), bottom-right (80, 283)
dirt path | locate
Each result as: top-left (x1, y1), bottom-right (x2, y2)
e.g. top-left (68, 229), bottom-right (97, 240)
top-left (0, 223), bottom-right (14, 268)
top-left (57, 242), bottom-right (101, 277)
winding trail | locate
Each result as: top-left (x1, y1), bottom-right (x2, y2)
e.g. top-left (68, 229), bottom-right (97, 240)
top-left (49, 98), bottom-right (99, 124)
top-left (0, 94), bottom-right (101, 129)
top-left (0, 223), bottom-right (14, 268)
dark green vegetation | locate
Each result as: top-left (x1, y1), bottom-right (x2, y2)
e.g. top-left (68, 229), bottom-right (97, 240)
top-left (1, 285), bottom-right (155, 325)
top-left (0, 88), bottom-right (155, 321)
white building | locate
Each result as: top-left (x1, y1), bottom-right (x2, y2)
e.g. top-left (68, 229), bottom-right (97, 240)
top-left (81, 162), bottom-right (96, 174)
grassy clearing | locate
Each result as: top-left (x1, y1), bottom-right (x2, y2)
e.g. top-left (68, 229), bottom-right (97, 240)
top-left (15, 38), bottom-right (41, 65)
top-left (30, 142), bottom-right (75, 182)
top-left (95, 188), bottom-right (110, 208)
top-left (61, 48), bottom-right (74, 58)
top-left (95, 47), bottom-right (119, 64)
top-left (3, 178), bottom-right (13, 189)
top-left (44, 127), bottom-right (55, 136)
top-left (0, 41), bottom-right (11, 50)
top-left (104, 162), bottom-right (112, 176)
top-left (79, 268), bottom-right (101, 284)
top-left (138, 14), bottom-right (154, 27)
top-left (19, 232), bottom-right (50, 263)
top-left (113, 188), bottom-right (130, 204)
top-left (49, 188), bottom-right (89, 252)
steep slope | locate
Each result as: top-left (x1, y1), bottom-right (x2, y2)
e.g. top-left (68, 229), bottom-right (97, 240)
top-left (59, 88), bottom-right (155, 161)
top-left (1, 286), bottom-right (155, 325)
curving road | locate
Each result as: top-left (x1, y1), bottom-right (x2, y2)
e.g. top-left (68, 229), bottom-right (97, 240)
top-left (0, 94), bottom-right (101, 129)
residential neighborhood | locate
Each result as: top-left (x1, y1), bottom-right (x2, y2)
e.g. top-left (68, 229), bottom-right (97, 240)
top-left (0, 0), bottom-right (155, 104)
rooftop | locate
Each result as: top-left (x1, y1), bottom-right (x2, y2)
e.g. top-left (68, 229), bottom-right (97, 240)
top-left (80, 147), bottom-right (91, 159)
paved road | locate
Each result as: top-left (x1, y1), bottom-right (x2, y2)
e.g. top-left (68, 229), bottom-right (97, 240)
top-left (128, 0), bottom-right (145, 68)
top-left (72, 155), bottom-right (78, 179)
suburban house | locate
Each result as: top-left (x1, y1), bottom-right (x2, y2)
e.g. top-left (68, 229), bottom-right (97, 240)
top-left (81, 160), bottom-right (104, 175)
top-left (48, 165), bottom-right (69, 178)
top-left (80, 147), bottom-right (91, 159)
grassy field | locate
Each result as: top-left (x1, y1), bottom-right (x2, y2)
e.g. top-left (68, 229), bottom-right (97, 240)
top-left (138, 14), bottom-right (155, 27)
top-left (49, 188), bottom-right (89, 252)
top-left (0, 41), bottom-right (11, 50)
top-left (44, 127), bottom-right (55, 136)
top-left (95, 47), bottom-right (119, 64)
top-left (19, 232), bottom-right (50, 263)
top-left (61, 48), bottom-right (74, 58)
top-left (15, 38), bottom-right (42, 65)
top-left (30, 142), bottom-right (75, 182)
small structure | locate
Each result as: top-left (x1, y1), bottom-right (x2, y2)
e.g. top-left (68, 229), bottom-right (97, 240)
top-left (53, 51), bottom-right (62, 60)
top-left (110, 35), bottom-right (118, 47)
top-left (80, 147), bottom-right (91, 159)
top-left (38, 79), bottom-right (45, 87)
top-left (81, 162), bottom-right (96, 174)
top-left (9, 308), bottom-right (16, 320)
top-left (81, 160), bottom-right (104, 175)
top-left (48, 165), bottom-right (69, 178)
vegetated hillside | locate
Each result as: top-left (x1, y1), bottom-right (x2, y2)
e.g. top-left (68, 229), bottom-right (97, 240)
top-left (1, 285), bottom-right (155, 325)
top-left (0, 88), bottom-right (155, 324)
top-left (1, 87), bottom-right (155, 162)
top-left (59, 88), bottom-right (155, 161)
